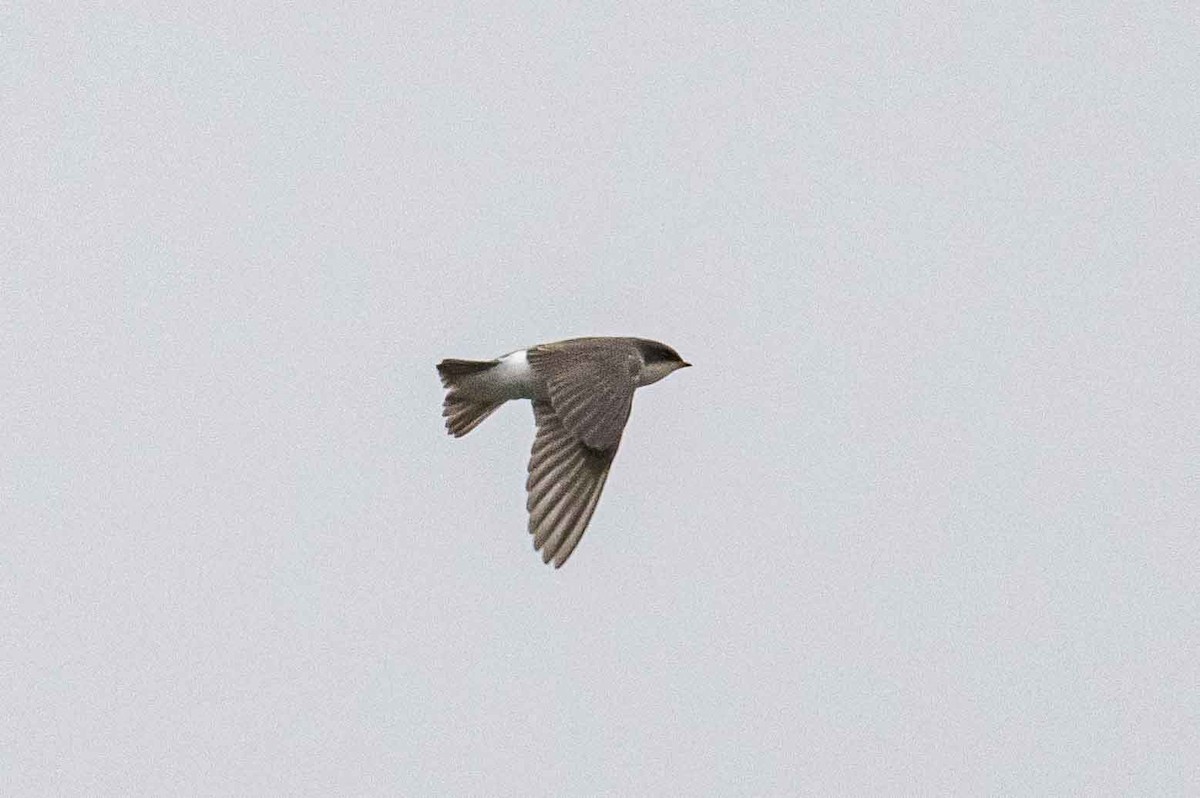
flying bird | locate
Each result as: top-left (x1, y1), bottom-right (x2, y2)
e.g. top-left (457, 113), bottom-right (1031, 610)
top-left (436, 336), bottom-right (691, 567)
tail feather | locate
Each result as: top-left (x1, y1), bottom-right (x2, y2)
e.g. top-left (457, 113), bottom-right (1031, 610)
top-left (437, 357), bottom-right (503, 437)
top-left (436, 358), bottom-right (497, 386)
top-left (442, 396), bottom-right (503, 437)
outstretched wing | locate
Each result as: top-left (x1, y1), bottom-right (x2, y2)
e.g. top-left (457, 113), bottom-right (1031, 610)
top-left (522, 341), bottom-right (638, 566)
top-left (527, 340), bottom-right (637, 452)
top-left (525, 400), bottom-right (617, 567)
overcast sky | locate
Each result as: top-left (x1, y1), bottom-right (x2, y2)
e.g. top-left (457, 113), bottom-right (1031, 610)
top-left (4, 4), bottom-right (1198, 795)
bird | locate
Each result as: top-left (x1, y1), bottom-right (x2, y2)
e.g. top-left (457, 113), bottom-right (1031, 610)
top-left (436, 336), bottom-right (691, 567)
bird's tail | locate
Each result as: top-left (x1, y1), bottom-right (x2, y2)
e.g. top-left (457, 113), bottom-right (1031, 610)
top-left (436, 359), bottom-right (504, 437)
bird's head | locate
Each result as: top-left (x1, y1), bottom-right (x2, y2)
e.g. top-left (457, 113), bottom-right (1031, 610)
top-left (634, 339), bottom-right (691, 386)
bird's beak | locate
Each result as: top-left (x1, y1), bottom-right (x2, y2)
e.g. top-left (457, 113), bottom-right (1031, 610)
top-left (679, 362), bottom-right (692, 368)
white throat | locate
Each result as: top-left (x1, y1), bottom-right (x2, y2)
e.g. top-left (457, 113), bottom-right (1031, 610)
top-left (637, 361), bottom-right (681, 387)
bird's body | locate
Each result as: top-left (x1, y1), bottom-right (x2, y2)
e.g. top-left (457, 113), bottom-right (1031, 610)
top-left (451, 349), bottom-right (537, 403)
top-left (437, 336), bottom-right (690, 567)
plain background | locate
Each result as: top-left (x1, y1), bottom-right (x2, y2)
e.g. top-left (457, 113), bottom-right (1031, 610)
top-left (3, 4), bottom-right (1198, 795)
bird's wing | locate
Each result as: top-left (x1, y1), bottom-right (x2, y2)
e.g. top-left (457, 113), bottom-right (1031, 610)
top-left (526, 342), bottom-right (636, 451)
top-left (526, 400), bottom-right (616, 567)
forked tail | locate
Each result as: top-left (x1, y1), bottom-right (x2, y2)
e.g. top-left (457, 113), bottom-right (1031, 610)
top-left (436, 358), bottom-right (503, 437)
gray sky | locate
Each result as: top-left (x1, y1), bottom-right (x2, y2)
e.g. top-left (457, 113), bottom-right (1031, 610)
top-left (4, 4), bottom-right (1198, 795)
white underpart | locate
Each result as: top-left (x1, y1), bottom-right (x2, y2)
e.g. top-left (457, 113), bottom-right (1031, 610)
top-left (474, 349), bottom-right (537, 401)
top-left (637, 360), bottom-right (681, 386)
